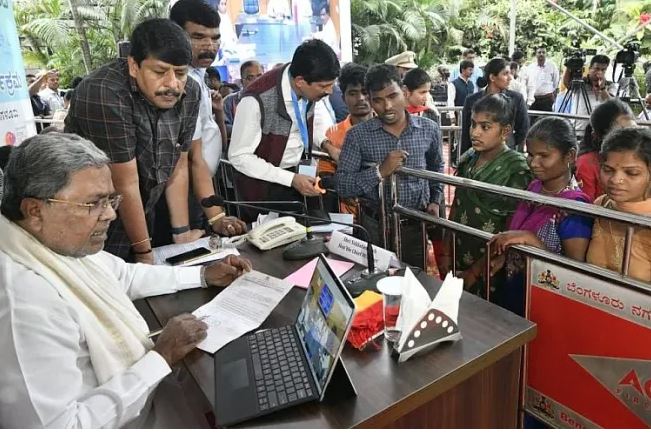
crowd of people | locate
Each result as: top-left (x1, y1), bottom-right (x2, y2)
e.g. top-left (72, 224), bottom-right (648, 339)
top-left (1, 0), bottom-right (650, 428)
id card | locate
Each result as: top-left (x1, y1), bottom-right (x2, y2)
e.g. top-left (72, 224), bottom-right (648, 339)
top-left (298, 158), bottom-right (318, 178)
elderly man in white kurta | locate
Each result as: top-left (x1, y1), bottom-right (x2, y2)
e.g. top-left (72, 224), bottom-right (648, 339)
top-left (0, 133), bottom-right (251, 428)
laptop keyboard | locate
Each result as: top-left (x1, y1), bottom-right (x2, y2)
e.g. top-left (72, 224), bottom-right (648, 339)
top-left (248, 326), bottom-right (314, 411)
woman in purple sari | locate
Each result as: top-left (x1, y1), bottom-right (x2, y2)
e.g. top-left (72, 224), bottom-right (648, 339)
top-left (464, 117), bottom-right (594, 315)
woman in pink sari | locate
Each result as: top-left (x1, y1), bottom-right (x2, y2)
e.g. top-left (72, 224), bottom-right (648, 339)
top-left (464, 117), bottom-right (594, 314)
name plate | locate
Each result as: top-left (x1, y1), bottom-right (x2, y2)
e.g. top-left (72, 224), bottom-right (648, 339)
top-left (326, 231), bottom-right (397, 271)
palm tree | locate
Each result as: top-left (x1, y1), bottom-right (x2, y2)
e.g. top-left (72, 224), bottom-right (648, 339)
top-left (67, 0), bottom-right (93, 73)
top-left (351, 0), bottom-right (459, 67)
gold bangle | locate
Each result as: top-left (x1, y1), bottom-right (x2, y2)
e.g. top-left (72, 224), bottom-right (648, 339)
top-left (130, 237), bottom-right (151, 247)
top-left (208, 212), bottom-right (226, 225)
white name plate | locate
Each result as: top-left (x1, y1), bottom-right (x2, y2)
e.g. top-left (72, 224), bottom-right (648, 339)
top-left (326, 231), bottom-right (397, 271)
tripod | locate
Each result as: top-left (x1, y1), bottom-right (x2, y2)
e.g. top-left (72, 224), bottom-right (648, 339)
top-left (616, 65), bottom-right (649, 120)
top-left (558, 77), bottom-right (593, 116)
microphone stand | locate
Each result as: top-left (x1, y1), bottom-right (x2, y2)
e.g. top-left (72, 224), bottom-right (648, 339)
top-left (202, 196), bottom-right (389, 295)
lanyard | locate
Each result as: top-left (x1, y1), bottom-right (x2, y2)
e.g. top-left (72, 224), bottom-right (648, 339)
top-left (291, 89), bottom-right (310, 154)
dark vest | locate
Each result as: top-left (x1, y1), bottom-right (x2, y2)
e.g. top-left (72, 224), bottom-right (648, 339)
top-left (234, 64), bottom-right (315, 202)
top-left (430, 82), bottom-right (449, 104)
top-left (452, 77), bottom-right (475, 106)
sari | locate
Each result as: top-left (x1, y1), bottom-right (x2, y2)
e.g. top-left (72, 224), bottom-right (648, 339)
top-left (500, 178), bottom-right (593, 315)
top-left (586, 196), bottom-right (651, 283)
top-left (451, 146), bottom-right (532, 273)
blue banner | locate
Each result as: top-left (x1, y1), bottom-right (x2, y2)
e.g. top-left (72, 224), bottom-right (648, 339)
top-left (0, 0), bottom-right (36, 145)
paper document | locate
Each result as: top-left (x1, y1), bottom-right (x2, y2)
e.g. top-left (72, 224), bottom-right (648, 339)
top-left (310, 213), bottom-right (354, 234)
top-left (152, 237), bottom-right (239, 266)
top-left (252, 212), bottom-right (279, 229)
top-left (192, 270), bottom-right (293, 353)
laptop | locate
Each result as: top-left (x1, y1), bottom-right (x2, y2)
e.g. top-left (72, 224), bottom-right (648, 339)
top-left (214, 254), bottom-right (356, 426)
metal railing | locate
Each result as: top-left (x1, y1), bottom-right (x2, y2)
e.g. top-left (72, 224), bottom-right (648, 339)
top-left (389, 167), bottom-right (651, 299)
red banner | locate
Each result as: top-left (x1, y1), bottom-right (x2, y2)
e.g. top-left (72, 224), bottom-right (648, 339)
top-left (525, 259), bottom-right (651, 428)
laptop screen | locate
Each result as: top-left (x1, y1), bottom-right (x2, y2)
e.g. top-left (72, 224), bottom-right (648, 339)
top-left (295, 257), bottom-right (355, 395)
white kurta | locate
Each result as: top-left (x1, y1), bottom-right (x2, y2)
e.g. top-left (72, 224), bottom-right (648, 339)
top-left (0, 250), bottom-right (202, 428)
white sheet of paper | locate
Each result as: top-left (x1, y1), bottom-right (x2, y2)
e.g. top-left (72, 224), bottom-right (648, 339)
top-left (309, 213), bottom-right (354, 234)
top-left (152, 236), bottom-right (239, 266)
top-left (252, 212), bottom-right (279, 229)
top-left (396, 268), bottom-right (432, 351)
top-left (192, 270), bottom-right (293, 353)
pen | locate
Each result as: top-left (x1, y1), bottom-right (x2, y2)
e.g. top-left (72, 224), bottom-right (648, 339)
top-left (147, 315), bottom-right (209, 338)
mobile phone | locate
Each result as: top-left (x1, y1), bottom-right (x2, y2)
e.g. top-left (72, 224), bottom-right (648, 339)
top-left (166, 247), bottom-right (211, 265)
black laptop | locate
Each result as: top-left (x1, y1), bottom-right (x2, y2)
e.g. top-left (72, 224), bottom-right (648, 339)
top-left (214, 254), bottom-right (356, 426)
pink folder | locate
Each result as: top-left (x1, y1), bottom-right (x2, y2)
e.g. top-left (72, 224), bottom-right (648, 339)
top-left (284, 257), bottom-right (354, 289)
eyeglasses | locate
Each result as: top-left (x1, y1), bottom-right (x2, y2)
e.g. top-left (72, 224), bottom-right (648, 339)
top-left (45, 194), bottom-right (123, 215)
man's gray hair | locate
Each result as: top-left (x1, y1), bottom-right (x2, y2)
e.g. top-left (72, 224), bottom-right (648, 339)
top-left (1, 133), bottom-right (110, 221)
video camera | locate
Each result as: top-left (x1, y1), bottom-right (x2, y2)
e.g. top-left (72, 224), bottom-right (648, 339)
top-left (615, 41), bottom-right (640, 68)
top-left (563, 45), bottom-right (597, 80)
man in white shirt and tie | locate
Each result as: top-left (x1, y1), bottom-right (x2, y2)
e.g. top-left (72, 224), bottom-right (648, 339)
top-left (527, 46), bottom-right (560, 112)
top-left (0, 133), bottom-right (252, 428)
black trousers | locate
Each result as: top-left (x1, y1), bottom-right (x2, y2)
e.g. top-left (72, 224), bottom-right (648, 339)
top-left (530, 95), bottom-right (554, 112)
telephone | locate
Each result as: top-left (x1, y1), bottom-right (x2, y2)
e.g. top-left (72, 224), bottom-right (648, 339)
top-left (247, 216), bottom-right (307, 250)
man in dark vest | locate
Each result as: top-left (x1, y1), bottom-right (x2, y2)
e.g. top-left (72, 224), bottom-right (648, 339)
top-left (451, 60), bottom-right (475, 107)
top-left (229, 39), bottom-right (340, 221)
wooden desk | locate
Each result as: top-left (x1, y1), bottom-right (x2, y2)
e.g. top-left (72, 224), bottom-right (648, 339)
top-left (146, 245), bottom-right (536, 428)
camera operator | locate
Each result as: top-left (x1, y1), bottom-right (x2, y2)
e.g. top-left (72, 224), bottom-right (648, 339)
top-left (559, 54), bottom-right (616, 137)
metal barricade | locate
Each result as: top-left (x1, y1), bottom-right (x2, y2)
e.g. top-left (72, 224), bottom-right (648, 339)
top-left (389, 166), bottom-right (651, 299)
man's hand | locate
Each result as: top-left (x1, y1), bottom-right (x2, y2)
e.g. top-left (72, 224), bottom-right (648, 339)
top-left (172, 229), bottom-right (205, 244)
top-left (291, 173), bottom-right (323, 196)
top-left (203, 255), bottom-right (253, 287)
top-left (379, 150), bottom-right (408, 178)
top-left (134, 251), bottom-right (154, 265)
top-left (212, 216), bottom-right (247, 236)
top-left (153, 314), bottom-right (208, 366)
top-left (211, 90), bottom-right (224, 114)
top-left (426, 203), bottom-right (440, 216)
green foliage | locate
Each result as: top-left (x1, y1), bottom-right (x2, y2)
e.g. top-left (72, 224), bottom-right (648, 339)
top-left (352, 0), bottom-right (651, 70)
top-left (352, 0), bottom-right (451, 68)
top-left (14, 0), bottom-right (169, 86)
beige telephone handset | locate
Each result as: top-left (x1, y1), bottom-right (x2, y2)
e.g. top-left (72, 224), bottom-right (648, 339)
top-left (247, 216), bottom-right (307, 250)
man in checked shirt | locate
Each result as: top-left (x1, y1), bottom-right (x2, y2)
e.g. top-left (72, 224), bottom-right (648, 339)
top-left (66, 19), bottom-right (242, 263)
top-left (335, 64), bottom-right (444, 268)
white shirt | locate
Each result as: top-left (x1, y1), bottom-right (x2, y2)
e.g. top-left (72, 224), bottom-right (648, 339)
top-left (38, 87), bottom-right (64, 113)
top-left (509, 78), bottom-right (528, 102)
top-left (0, 250), bottom-right (202, 428)
top-left (189, 67), bottom-right (223, 175)
top-left (229, 66), bottom-right (328, 187)
top-left (313, 98), bottom-right (336, 150)
top-left (527, 60), bottom-right (559, 96)
top-left (517, 64), bottom-right (535, 105)
top-left (557, 83), bottom-right (618, 135)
